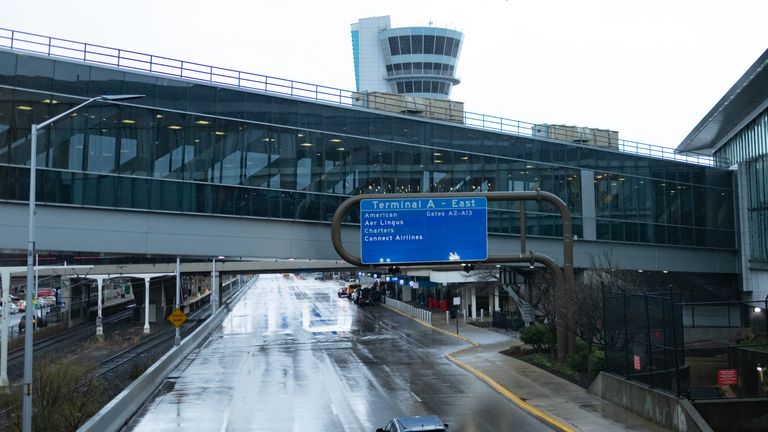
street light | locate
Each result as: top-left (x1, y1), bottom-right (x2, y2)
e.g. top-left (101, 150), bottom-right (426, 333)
top-left (22, 94), bottom-right (144, 432)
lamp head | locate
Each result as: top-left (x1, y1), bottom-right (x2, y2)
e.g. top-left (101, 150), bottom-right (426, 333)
top-left (100, 94), bottom-right (145, 102)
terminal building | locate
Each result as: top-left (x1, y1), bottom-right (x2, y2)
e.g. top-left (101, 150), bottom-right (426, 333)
top-left (676, 48), bottom-right (768, 303)
top-left (0, 28), bottom-right (744, 309)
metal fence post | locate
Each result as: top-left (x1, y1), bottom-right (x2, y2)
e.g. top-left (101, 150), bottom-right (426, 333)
top-left (623, 291), bottom-right (630, 378)
top-left (670, 293), bottom-right (682, 396)
top-left (645, 293), bottom-right (654, 388)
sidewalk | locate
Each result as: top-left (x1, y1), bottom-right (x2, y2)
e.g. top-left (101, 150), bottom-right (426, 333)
top-left (426, 313), bottom-right (670, 431)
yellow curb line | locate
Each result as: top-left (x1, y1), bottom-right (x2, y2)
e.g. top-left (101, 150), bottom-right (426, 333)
top-left (381, 303), bottom-right (478, 346)
top-left (383, 303), bottom-right (574, 431)
top-left (447, 354), bottom-right (575, 432)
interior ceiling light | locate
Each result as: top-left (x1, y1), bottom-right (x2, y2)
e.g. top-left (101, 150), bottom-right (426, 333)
top-left (300, 143), bottom-right (313, 147)
top-left (16, 105), bottom-right (33, 111)
top-left (330, 138), bottom-right (342, 143)
top-left (525, 165), bottom-right (534, 169)
top-left (434, 159), bottom-right (443, 164)
top-left (195, 120), bottom-right (210, 125)
top-left (215, 131), bottom-right (226, 135)
top-left (297, 133), bottom-right (304, 137)
top-left (121, 119), bottom-right (136, 124)
top-left (41, 99), bottom-right (59, 104)
top-left (460, 156), bottom-right (469, 160)
top-left (336, 147), bottom-right (346, 151)
top-left (156, 114), bottom-right (164, 118)
top-left (168, 125), bottom-right (182, 130)
top-left (433, 152), bottom-right (442, 156)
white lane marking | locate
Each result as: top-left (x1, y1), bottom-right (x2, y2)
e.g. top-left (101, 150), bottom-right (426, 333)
top-left (410, 391), bottom-right (422, 402)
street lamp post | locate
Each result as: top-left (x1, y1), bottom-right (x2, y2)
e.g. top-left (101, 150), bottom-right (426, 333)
top-left (22, 94), bottom-right (143, 432)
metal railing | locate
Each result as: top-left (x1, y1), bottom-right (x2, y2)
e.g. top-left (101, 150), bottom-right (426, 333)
top-left (0, 27), bottom-right (728, 168)
top-left (384, 296), bottom-right (432, 325)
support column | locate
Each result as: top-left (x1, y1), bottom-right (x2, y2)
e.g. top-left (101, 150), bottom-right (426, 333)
top-left (493, 285), bottom-right (500, 311)
top-left (1, 271), bottom-right (10, 389)
top-left (211, 259), bottom-right (218, 313)
top-left (174, 258), bottom-right (180, 347)
top-left (143, 278), bottom-right (150, 334)
top-left (96, 277), bottom-right (104, 338)
top-left (471, 286), bottom-right (477, 319)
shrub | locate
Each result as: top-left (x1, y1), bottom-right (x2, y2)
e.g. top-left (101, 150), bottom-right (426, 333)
top-left (588, 350), bottom-right (606, 379)
top-left (566, 349), bottom-right (589, 373)
top-left (520, 323), bottom-right (553, 351)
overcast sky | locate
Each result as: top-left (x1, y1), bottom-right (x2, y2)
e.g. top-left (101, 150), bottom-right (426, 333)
top-left (3, 1), bottom-right (766, 148)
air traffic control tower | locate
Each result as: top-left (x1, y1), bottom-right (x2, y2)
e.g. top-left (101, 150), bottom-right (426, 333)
top-left (351, 16), bottom-right (463, 100)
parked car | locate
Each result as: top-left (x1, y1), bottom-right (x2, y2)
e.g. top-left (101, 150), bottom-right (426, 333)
top-left (346, 283), bottom-right (362, 298)
top-left (376, 415), bottom-right (449, 432)
top-left (355, 287), bottom-right (374, 306)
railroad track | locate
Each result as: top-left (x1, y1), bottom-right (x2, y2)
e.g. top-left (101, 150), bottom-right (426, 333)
top-left (7, 309), bottom-right (133, 363)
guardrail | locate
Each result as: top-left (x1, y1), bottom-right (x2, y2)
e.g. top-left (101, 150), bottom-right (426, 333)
top-left (0, 27), bottom-right (727, 168)
top-left (77, 276), bottom-right (253, 432)
top-left (384, 297), bottom-right (432, 325)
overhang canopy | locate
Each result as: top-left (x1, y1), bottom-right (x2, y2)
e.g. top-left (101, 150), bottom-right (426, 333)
top-left (677, 49), bottom-right (768, 155)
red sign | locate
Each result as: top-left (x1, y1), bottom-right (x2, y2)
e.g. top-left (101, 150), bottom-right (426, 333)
top-left (633, 355), bottom-right (641, 371)
top-left (718, 369), bottom-right (738, 385)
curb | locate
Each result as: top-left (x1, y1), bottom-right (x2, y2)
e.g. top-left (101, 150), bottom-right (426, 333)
top-left (446, 353), bottom-right (575, 432)
top-left (381, 303), bottom-right (479, 346)
top-left (381, 303), bottom-right (574, 432)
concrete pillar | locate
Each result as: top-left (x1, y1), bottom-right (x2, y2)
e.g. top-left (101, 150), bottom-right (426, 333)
top-left (402, 281), bottom-right (412, 302)
top-left (1, 271), bottom-right (10, 389)
top-left (471, 286), bottom-right (477, 319)
top-left (143, 278), bottom-right (150, 334)
top-left (96, 277), bottom-right (104, 338)
top-left (493, 285), bottom-right (500, 311)
top-left (211, 260), bottom-right (218, 313)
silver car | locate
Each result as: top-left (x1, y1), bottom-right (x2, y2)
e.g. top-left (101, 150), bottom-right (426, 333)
top-left (376, 415), bottom-right (448, 432)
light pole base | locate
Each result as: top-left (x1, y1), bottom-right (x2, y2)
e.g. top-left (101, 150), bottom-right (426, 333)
top-left (0, 375), bottom-right (9, 392)
top-left (143, 323), bottom-right (150, 334)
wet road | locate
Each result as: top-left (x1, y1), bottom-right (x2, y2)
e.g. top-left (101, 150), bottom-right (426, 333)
top-left (127, 275), bottom-right (551, 431)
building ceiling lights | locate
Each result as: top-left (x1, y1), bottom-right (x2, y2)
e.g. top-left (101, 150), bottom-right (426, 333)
top-left (433, 152), bottom-right (442, 156)
top-left (300, 143), bottom-right (313, 147)
top-left (460, 156), bottom-right (469, 160)
top-left (195, 120), bottom-right (211, 125)
top-left (121, 119), bottom-right (136, 124)
top-left (330, 138), bottom-right (342, 143)
top-left (168, 125), bottom-right (182, 130)
top-left (156, 114), bottom-right (164, 119)
top-left (214, 131), bottom-right (226, 136)
top-left (336, 147), bottom-right (346, 151)
top-left (41, 99), bottom-right (59, 104)
top-left (434, 159), bottom-right (443, 164)
top-left (16, 105), bottom-right (33, 111)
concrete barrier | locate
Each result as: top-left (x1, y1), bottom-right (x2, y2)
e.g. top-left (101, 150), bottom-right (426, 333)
top-left (589, 372), bottom-right (713, 432)
top-left (77, 278), bottom-right (253, 432)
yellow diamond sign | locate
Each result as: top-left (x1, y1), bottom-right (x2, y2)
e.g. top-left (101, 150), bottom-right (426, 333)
top-left (168, 308), bottom-right (188, 328)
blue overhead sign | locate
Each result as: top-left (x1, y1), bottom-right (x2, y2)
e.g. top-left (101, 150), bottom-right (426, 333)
top-left (360, 197), bottom-right (488, 265)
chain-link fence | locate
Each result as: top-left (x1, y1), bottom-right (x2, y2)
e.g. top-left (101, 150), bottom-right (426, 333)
top-left (604, 290), bottom-right (768, 399)
top-left (604, 291), bottom-right (687, 396)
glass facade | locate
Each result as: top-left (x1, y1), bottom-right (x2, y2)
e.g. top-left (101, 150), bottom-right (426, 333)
top-left (0, 50), bottom-right (736, 249)
top-left (716, 110), bottom-right (768, 262)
